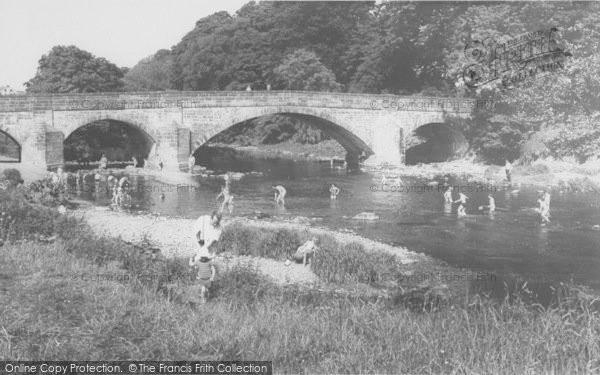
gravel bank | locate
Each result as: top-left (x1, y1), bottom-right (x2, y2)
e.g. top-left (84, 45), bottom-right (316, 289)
top-left (72, 206), bottom-right (424, 286)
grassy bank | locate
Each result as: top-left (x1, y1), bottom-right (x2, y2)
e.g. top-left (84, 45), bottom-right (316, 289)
top-left (1, 178), bottom-right (600, 373)
top-left (3, 239), bottom-right (599, 373)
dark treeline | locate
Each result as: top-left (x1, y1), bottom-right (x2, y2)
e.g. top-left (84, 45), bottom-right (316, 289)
top-left (24, 2), bottom-right (600, 164)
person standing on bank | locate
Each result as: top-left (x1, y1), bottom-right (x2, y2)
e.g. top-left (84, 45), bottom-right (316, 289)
top-left (191, 211), bottom-right (223, 260)
top-left (188, 153), bottom-right (196, 174)
top-left (188, 247), bottom-right (216, 304)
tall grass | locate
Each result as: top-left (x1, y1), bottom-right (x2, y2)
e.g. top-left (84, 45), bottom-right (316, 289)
top-left (217, 222), bottom-right (302, 260)
top-left (2, 241), bottom-right (599, 373)
top-left (311, 241), bottom-right (401, 284)
top-left (218, 223), bottom-right (406, 286)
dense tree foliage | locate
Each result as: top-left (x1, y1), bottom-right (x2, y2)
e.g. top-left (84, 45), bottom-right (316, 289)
top-left (27, 2), bottom-right (600, 163)
top-left (273, 49), bottom-right (342, 91)
top-left (123, 50), bottom-right (174, 91)
top-left (26, 46), bottom-right (125, 93)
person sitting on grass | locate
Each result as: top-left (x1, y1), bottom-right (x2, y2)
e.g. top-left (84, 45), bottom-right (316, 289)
top-left (188, 248), bottom-right (216, 304)
top-left (292, 237), bottom-right (319, 266)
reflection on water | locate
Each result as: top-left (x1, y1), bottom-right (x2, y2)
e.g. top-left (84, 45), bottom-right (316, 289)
top-left (68, 151), bottom-right (600, 299)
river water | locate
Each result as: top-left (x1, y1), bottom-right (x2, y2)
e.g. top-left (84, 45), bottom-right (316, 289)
top-left (68, 149), bottom-right (600, 298)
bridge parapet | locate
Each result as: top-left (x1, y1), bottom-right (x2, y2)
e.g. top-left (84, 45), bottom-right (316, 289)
top-left (0, 91), bottom-right (483, 113)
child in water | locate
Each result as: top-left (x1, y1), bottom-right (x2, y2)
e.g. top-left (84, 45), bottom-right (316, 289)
top-left (272, 185), bottom-right (286, 206)
top-left (443, 186), bottom-right (453, 203)
top-left (454, 193), bottom-right (468, 217)
top-left (329, 184), bottom-right (340, 200)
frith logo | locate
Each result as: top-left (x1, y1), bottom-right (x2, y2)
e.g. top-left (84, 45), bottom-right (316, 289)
top-left (462, 27), bottom-right (571, 89)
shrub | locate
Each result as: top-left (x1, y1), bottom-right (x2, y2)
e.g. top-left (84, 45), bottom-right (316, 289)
top-left (212, 263), bottom-right (277, 306)
top-left (218, 224), bottom-right (302, 259)
top-left (258, 227), bottom-right (301, 260)
top-left (1, 168), bottom-right (22, 185)
top-left (0, 188), bottom-right (59, 243)
top-left (311, 241), bottom-right (401, 284)
top-left (530, 162), bottom-right (551, 174)
top-left (26, 177), bottom-right (71, 207)
top-left (217, 223), bottom-right (262, 256)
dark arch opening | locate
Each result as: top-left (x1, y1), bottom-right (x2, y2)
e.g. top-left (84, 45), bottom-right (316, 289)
top-left (193, 113), bottom-right (373, 171)
top-left (64, 119), bottom-right (155, 169)
top-left (0, 130), bottom-right (21, 163)
top-left (405, 123), bottom-right (468, 165)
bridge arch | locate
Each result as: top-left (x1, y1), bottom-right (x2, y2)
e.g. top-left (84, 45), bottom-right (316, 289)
top-left (63, 118), bottom-right (157, 166)
top-left (405, 122), bottom-right (468, 165)
top-left (190, 107), bottom-right (375, 159)
top-left (0, 129), bottom-right (21, 163)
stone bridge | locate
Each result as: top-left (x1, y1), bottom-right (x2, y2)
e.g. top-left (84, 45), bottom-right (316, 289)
top-left (0, 91), bottom-right (479, 171)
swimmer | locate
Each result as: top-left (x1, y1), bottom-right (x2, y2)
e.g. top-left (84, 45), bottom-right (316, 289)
top-left (537, 190), bottom-right (551, 224)
top-left (543, 190), bottom-right (551, 208)
top-left (443, 186), bottom-right (453, 203)
top-left (454, 193), bottom-right (468, 217)
top-left (131, 156), bottom-right (138, 168)
top-left (272, 185), bottom-right (286, 206)
top-left (454, 192), bottom-right (468, 205)
top-left (216, 184), bottom-right (233, 213)
top-left (329, 184), bottom-right (340, 200)
top-left (479, 194), bottom-right (496, 213)
top-left (505, 160), bottom-right (512, 182)
top-left (393, 176), bottom-right (403, 188)
top-left (116, 176), bottom-right (131, 206)
top-left (457, 203), bottom-right (467, 218)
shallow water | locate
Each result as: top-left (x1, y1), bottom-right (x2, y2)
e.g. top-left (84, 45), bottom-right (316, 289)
top-left (68, 150), bottom-right (600, 299)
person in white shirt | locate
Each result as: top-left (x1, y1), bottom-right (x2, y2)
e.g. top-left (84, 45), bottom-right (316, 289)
top-left (191, 211), bottom-right (223, 262)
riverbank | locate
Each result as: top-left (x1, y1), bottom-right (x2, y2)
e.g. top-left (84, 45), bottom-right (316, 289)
top-left (206, 140), bottom-right (346, 162)
top-left (73, 204), bottom-right (428, 289)
top-left (372, 158), bottom-right (600, 192)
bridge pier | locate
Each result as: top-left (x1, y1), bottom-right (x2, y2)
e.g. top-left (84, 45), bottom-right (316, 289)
top-left (363, 124), bottom-right (404, 167)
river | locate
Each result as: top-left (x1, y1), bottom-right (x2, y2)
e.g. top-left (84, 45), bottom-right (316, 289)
top-left (67, 148), bottom-right (600, 298)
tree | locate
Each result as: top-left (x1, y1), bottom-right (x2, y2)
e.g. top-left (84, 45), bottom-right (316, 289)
top-left (273, 49), bottom-right (342, 91)
top-left (25, 46), bottom-right (125, 93)
top-left (123, 50), bottom-right (174, 91)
